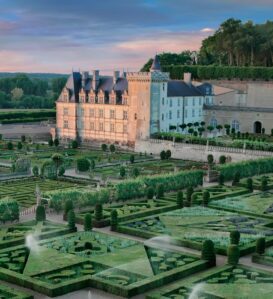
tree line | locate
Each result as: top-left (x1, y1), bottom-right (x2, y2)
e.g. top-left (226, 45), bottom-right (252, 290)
top-left (0, 74), bottom-right (67, 109)
top-left (141, 19), bottom-right (273, 72)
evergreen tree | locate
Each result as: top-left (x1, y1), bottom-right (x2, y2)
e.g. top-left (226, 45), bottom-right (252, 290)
top-left (36, 205), bottom-right (46, 222)
top-left (177, 191), bottom-right (184, 208)
top-left (84, 213), bottom-right (92, 231)
top-left (201, 240), bottom-right (216, 266)
top-left (110, 209), bottom-right (118, 231)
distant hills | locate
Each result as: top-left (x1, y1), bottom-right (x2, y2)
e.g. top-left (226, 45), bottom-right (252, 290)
top-left (0, 73), bottom-right (68, 80)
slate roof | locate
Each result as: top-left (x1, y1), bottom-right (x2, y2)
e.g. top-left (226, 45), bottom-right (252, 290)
top-left (167, 80), bottom-right (204, 97)
top-left (150, 55), bottom-right (161, 71)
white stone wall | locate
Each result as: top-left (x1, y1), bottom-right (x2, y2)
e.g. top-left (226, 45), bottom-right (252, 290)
top-left (135, 139), bottom-right (273, 163)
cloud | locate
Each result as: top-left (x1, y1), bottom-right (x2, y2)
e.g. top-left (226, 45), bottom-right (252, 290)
top-left (200, 28), bottom-right (215, 33)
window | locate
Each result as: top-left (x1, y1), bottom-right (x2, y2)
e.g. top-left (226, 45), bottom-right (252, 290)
top-left (80, 95), bottom-right (85, 102)
top-left (123, 125), bottom-right (127, 133)
top-left (232, 120), bottom-right (240, 132)
top-left (99, 123), bottom-right (104, 131)
top-left (99, 109), bottom-right (104, 118)
top-left (110, 109), bottom-right (115, 119)
top-left (199, 98), bottom-right (202, 105)
top-left (170, 99), bottom-right (172, 107)
top-left (169, 111), bottom-right (172, 120)
top-left (63, 108), bottom-right (68, 116)
top-left (162, 113), bottom-right (164, 121)
top-left (178, 99), bottom-right (180, 107)
top-left (193, 98), bottom-right (195, 106)
top-left (184, 98), bottom-right (188, 106)
top-left (89, 109), bottom-right (95, 117)
top-left (90, 122), bottom-right (95, 131)
top-left (199, 109), bottom-right (202, 117)
top-left (205, 97), bottom-right (210, 104)
top-left (64, 120), bottom-right (68, 129)
top-left (81, 108), bottom-right (84, 116)
top-left (185, 109), bottom-right (188, 118)
top-left (123, 111), bottom-right (128, 120)
top-left (123, 98), bottom-right (128, 105)
top-left (110, 123), bottom-right (115, 132)
top-left (192, 109), bottom-right (195, 117)
top-left (210, 118), bottom-right (217, 128)
top-left (162, 97), bottom-right (164, 105)
top-left (177, 110), bottom-right (180, 118)
top-left (163, 83), bottom-right (165, 91)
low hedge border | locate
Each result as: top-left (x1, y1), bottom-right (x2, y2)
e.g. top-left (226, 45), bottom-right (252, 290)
top-left (0, 283), bottom-right (33, 299)
top-left (252, 253), bottom-right (273, 267)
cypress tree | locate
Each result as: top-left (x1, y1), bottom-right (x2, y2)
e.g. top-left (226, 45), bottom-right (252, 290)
top-left (67, 209), bottom-right (76, 230)
top-left (110, 209), bottom-right (118, 231)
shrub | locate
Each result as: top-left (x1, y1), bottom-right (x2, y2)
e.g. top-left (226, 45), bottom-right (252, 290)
top-left (227, 245), bottom-right (240, 265)
top-left (64, 199), bottom-right (74, 217)
top-left (201, 240), bottom-right (216, 266)
top-left (160, 150), bottom-right (166, 160)
top-left (17, 142), bottom-right (23, 150)
top-left (0, 199), bottom-right (19, 223)
top-left (246, 178), bottom-right (253, 192)
top-left (110, 209), bottom-right (118, 231)
top-left (95, 203), bottom-right (103, 221)
top-left (230, 230), bottom-right (240, 245)
top-left (156, 184), bottom-right (164, 198)
top-left (58, 166), bottom-right (65, 176)
top-left (256, 237), bottom-right (266, 255)
top-left (166, 150), bottom-right (172, 159)
top-left (21, 135), bottom-right (26, 142)
top-left (130, 154), bottom-right (135, 164)
top-left (90, 159), bottom-right (95, 170)
top-left (132, 167), bottom-right (140, 178)
top-left (84, 213), bottom-right (92, 231)
top-left (54, 138), bottom-right (59, 147)
top-left (203, 190), bottom-right (210, 207)
top-left (219, 155), bottom-right (226, 164)
top-left (71, 140), bottom-right (78, 149)
top-left (119, 166), bottom-right (126, 178)
top-left (48, 138), bottom-right (53, 147)
top-left (101, 144), bottom-right (107, 152)
top-left (218, 173), bottom-right (225, 185)
top-left (261, 176), bottom-right (268, 192)
top-left (207, 154), bottom-right (214, 165)
top-left (232, 171), bottom-right (241, 185)
top-left (7, 141), bottom-right (13, 150)
top-left (109, 144), bottom-right (116, 153)
top-left (177, 191), bottom-right (184, 208)
top-left (77, 158), bottom-right (91, 172)
top-left (147, 187), bottom-right (155, 199)
top-left (186, 187), bottom-right (194, 201)
top-left (68, 209), bottom-right (76, 230)
top-left (32, 165), bottom-right (39, 177)
top-left (36, 205), bottom-right (46, 222)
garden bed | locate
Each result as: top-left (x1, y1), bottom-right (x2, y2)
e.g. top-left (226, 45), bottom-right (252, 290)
top-left (118, 207), bottom-right (273, 256)
top-left (0, 231), bottom-right (210, 297)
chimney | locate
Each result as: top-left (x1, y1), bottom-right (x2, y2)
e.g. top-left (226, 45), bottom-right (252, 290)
top-left (113, 70), bottom-right (120, 85)
top-left (184, 73), bottom-right (192, 85)
top-left (92, 70), bottom-right (100, 91)
top-left (81, 71), bottom-right (89, 89)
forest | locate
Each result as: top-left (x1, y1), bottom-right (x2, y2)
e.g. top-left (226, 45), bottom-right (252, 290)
top-left (142, 19), bottom-right (273, 71)
top-left (0, 74), bottom-right (67, 109)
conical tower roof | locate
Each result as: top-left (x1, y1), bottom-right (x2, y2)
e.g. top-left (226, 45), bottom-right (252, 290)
top-left (150, 55), bottom-right (161, 72)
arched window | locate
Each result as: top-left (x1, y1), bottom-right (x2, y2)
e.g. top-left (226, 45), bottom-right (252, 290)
top-left (231, 120), bottom-right (240, 132)
top-left (210, 118), bottom-right (217, 128)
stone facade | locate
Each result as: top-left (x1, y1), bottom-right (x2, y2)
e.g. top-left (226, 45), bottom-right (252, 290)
top-left (55, 56), bottom-right (214, 146)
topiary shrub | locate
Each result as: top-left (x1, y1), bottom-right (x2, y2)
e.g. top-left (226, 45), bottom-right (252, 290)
top-left (84, 213), bottom-right (92, 231)
top-left (246, 178), bottom-right (253, 192)
top-left (177, 191), bottom-right (184, 208)
top-left (147, 187), bottom-right (155, 199)
top-left (101, 144), bottom-right (107, 152)
top-left (58, 166), bottom-right (65, 176)
top-left (166, 150), bottom-right (172, 159)
top-left (156, 184), bottom-right (164, 198)
top-left (109, 144), bottom-right (116, 153)
top-left (130, 154), bottom-right (135, 164)
top-left (232, 171), bottom-right (241, 185)
top-left (230, 230), bottom-right (240, 245)
top-left (256, 237), bottom-right (266, 255)
top-left (218, 173), bottom-right (225, 185)
top-left (67, 209), bottom-right (76, 230)
top-left (77, 158), bottom-right (91, 172)
top-left (186, 187), bottom-right (194, 202)
top-left (261, 176), bottom-right (268, 192)
top-left (17, 142), bottom-right (23, 150)
top-left (203, 190), bottom-right (210, 207)
top-left (7, 141), bottom-right (13, 150)
top-left (227, 244), bottom-right (240, 265)
top-left (36, 205), bottom-right (46, 222)
top-left (32, 165), bottom-right (39, 177)
top-left (71, 140), bottom-right (78, 149)
top-left (201, 240), bottom-right (216, 266)
top-left (219, 155), bottom-right (226, 164)
top-left (48, 138), bottom-right (53, 147)
top-left (119, 166), bottom-right (126, 178)
top-left (110, 209), bottom-right (118, 231)
top-left (95, 203), bottom-right (103, 221)
top-left (207, 154), bottom-right (214, 165)
top-left (160, 150), bottom-right (166, 160)
top-left (64, 199), bottom-right (74, 217)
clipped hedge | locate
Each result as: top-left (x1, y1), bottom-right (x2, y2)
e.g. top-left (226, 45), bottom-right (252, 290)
top-left (115, 179), bottom-right (145, 200)
top-left (217, 157), bottom-right (273, 181)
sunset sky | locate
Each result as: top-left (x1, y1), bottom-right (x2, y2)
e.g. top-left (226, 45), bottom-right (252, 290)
top-left (0, 0), bottom-right (272, 73)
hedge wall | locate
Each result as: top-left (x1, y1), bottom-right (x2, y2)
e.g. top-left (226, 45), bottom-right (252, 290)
top-left (217, 157), bottom-right (273, 181)
top-left (162, 65), bottom-right (273, 81)
top-left (0, 110), bottom-right (55, 120)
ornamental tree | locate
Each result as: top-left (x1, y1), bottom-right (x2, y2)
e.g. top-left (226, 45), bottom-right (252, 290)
top-left (84, 213), bottom-right (92, 231)
top-left (68, 209), bottom-right (76, 230)
top-left (36, 205), bottom-right (46, 222)
top-left (227, 244), bottom-right (240, 265)
top-left (201, 240), bottom-right (216, 266)
top-left (110, 209), bottom-right (118, 231)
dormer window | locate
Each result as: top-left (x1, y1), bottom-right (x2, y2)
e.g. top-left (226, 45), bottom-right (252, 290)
top-left (89, 90), bottom-right (96, 103)
top-left (109, 90), bottom-right (116, 105)
top-left (98, 90), bottom-right (104, 104)
top-left (122, 90), bottom-right (128, 105)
